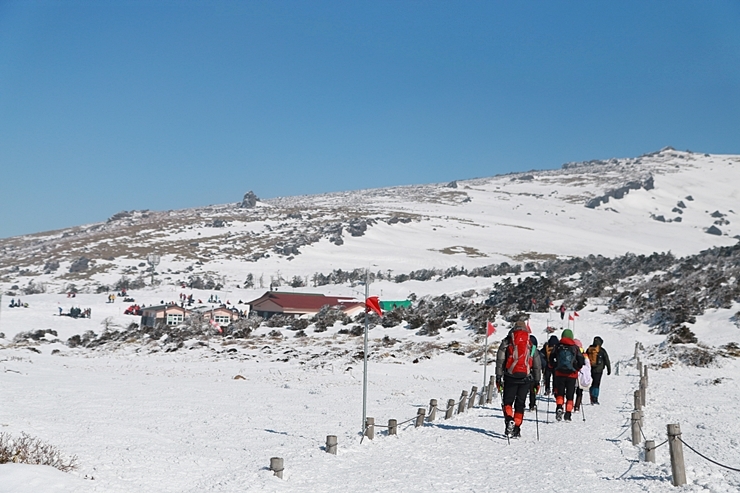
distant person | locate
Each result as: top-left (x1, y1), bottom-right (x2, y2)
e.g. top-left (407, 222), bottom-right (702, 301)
top-left (585, 337), bottom-right (611, 405)
top-left (559, 303), bottom-right (566, 320)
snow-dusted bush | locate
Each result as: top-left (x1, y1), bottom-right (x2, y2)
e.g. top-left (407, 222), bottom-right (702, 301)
top-left (0, 432), bottom-right (77, 472)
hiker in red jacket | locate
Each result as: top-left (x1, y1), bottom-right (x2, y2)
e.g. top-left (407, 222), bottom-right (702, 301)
top-left (548, 329), bottom-right (585, 422)
top-left (496, 321), bottom-right (542, 438)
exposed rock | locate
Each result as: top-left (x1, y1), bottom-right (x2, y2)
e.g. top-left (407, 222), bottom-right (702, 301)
top-left (446, 180), bottom-right (458, 188)
top-left (239, 191), bottom-right (259, 209)
top-left (706, 225), bottom-right (722, 235)
top-left (585, 176), bottom-right (654, 208)
top-left (69, 257), bottom-right (90, 273)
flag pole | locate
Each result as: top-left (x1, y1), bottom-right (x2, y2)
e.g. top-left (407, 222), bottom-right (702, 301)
top-left (362, 269), bottom-right (369, 438)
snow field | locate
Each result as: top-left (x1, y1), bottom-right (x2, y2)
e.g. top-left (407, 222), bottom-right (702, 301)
top-left (2, 305), bottom-right (739, 492)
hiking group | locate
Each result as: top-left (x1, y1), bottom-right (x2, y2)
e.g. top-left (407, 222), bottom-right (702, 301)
top-left (495, 320), bottom-right (611, 438)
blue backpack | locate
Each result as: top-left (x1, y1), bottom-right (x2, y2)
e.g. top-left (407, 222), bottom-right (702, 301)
top-left (555, 345), bottom-right (576, 372)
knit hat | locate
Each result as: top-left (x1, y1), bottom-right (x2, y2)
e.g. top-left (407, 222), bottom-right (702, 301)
top-left (562, 329), bottom-right (574, 339)
top-left (548, 335), bottom-right (559, 346)
top-left (593, 336), bottom-right (603, 346)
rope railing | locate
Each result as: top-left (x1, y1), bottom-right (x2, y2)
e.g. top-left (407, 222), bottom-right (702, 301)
top-left (678, 437), bottom-right (740, 473)
top-left (645, 439), bottom-right (667, 452)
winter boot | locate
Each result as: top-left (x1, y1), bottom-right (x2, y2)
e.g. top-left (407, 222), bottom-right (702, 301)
top-left (555, 407), bottom-right (564, 422)
top-left (505, 418), bottom-right (515, 436)
top-left (511, 426), bottom-right (521, 438)
top-left (564, 411), bottom-right (572, 422)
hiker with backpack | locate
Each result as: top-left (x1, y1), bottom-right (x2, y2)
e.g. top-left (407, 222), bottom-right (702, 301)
top-left (573, 339), bottom-right (592, 412)
top-left (548, 329), bottom-right (584, 422)
top-left (585, 336), bottom-right (611, 404)
top-left (540, 335), bottom-right (558, 395)
top-left (495, 320), bottom-right (542, 438)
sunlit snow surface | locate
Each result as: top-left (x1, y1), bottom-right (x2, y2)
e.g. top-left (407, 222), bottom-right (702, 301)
top-left (1, 149), bottom-right (740, 491)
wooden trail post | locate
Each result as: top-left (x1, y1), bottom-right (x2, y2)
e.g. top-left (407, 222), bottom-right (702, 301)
top-left (634, 342), bottom-right (639, 359)
top-left (388, 419), bottom-right (398, 436)
top-left (631, 411), bottom-right (642, 446)
top-left (458, 391), bottom-right (468, 413)
top-left (640, 377), bottom-right (647, 407)
top-left (468, 386), bottom-right (478, 409)
top-left (326, 435), bottom-right (337, 455)
top-left (634, 390), bottom-right (642, 411)
top-left (644, 440), bottom-right (656, 463)
top-left (486, 376), bottom-right (495, 403)
top-left (479, 386), bottom-right (487, 406)
top-left (365, 417), bottom-right (375, 440)
top-left (637, 360), bottom-right (643, 378)
top-left (270, 457), bottom-right (284, 479)
top-left (415, 408), bottom-right (426, 428)
top-left (445, 399), bottom-right (455, 419)
top-left (644, 366), bottom-right (649, 387)
top-left (667, 423), bottom-right (687, 486)
top-left (428, 399), bottom-right (437, 422)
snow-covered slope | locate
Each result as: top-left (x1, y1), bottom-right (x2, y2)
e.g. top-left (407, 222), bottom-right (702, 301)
top-left (1, 148), bottom-right (739, 492)
top-left (0, 148), bottom-right (738, 297)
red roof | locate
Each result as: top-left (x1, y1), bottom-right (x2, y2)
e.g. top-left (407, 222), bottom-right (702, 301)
top-left (248, 292), bottom-right (362, 313)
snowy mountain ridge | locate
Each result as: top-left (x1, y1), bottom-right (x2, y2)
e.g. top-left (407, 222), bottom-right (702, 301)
top-left (0, 147), bottom-right (738, 297)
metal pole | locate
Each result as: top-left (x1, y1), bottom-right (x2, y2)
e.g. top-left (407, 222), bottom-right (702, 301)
top-left (362, 269), bottom-right (369, 437)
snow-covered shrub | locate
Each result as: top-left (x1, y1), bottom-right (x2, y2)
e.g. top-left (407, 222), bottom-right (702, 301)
top-left (22, 281), bottom-right (45, 295)
top-left (13, 329), bottom-right (58, 343)
top-left (0, 432), bottom-right (77, 472)
top-left (313, 305), bottom-right (351, 331)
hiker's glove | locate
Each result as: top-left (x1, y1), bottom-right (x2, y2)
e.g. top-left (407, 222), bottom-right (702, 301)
top-left (496, 376), bottom-right (503, 393)
top-left (534, 385), bottom-right (540, 394)
top-left (607, 370), bottom-right (611, 375)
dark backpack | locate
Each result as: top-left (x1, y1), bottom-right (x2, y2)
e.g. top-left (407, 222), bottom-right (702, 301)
top-left (555, 344), bottom-right (576, 372)
top-left (505, 329), bottom-right (533, 377)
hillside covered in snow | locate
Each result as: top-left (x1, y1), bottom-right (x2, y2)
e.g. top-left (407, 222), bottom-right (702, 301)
top-left (1, 148), bottom-right (739, 492)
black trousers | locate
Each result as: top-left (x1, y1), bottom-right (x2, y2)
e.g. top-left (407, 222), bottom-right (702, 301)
top-left (553, 375), bottom-right (576, 407)
top-left (543, 367), bottom-right (554, 392)
top-left (503, 375), bottom-right (530, 415)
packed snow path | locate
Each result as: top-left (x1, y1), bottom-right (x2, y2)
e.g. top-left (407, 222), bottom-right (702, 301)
top-left (2, 335), bottom-right (739, 492)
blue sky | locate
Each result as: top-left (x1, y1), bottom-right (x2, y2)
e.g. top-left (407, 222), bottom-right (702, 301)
top-left (1, 1), bottom-right (739, 238)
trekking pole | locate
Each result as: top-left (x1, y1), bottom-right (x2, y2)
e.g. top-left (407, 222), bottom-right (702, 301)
top-left (546, 396), bottom-right (550, 424)
top-left (581, 403), bottom-right (586, 422)
top-left (535, 404), bottom-right (540, 441)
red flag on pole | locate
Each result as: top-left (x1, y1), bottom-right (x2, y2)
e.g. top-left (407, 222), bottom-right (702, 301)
top-left (568, 314), bottom-right (574, 321)
top-left (526, 320), bottom-right (532, 333)
top-left (486, 321), bottom-right (496, 337)
top-left (210, 318), bottom-right (223, 333)
top-left (574, 311), bottom-right (580, 317)
top-left (365, 296), bottom-right (382, 316)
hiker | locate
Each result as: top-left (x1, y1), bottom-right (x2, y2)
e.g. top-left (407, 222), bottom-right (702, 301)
top-left (574, 339), bottom-right (592, 412)
top-left (548, 329), bottom-right (584, 422)
top-left (585, 336), bottom-right (611, 404)
top-left (527, 334), bottom-right (543, 411)
top-left (559, 303), bottom-right (566, 320)
top-left (540, 335), bottom-right (558, 395)
top-left (496, 320), bottom-right (542, 438)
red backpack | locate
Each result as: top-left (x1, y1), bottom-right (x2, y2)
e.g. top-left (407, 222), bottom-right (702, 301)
top-left (505, 328), bottom-right (533, 377)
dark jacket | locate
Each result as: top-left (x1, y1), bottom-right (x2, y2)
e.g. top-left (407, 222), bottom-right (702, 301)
top-left (548, 337), bottom-right (585, 379)
top-left (496, 329), bottom-right (542, 382)
top-left (586, 344), bottom-right (611, 374)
